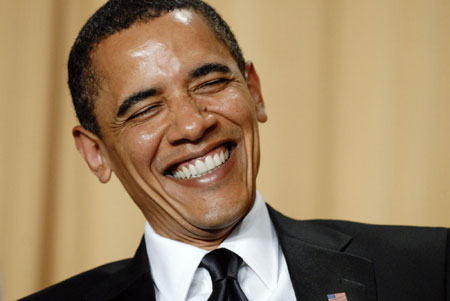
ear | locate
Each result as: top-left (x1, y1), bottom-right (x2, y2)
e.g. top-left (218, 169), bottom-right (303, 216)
top-left (72, 126), bottom-right (112, 183)
top-left (245, 61), bottom-right (267, 123)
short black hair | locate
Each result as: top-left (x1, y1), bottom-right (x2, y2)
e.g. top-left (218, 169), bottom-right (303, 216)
top-left (68, 0), bottom-right (245, 138)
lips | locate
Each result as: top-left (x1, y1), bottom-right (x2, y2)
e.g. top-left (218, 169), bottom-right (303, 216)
top-left (168, 143), bottom-right (233, 180)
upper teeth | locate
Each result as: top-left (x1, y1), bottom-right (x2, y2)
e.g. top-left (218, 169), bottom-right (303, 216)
top-left (173, 149), bottom-right (230, 179)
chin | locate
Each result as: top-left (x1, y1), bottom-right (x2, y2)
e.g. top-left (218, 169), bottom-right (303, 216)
top-left (189, 194), bottom-right (254, 231)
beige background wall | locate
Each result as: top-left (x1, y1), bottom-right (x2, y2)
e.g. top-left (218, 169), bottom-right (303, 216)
top-left (1, 0), bottom-right (449, 300)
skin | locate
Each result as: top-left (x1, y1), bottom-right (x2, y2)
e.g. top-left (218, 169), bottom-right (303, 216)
top-left (73, 10), bottom-right (267, 250)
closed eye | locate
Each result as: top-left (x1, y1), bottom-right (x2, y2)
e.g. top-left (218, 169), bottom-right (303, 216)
top-left (127, 103), bottom-right (163, 121)
top-left (195, 78), bottom-right (231, 93)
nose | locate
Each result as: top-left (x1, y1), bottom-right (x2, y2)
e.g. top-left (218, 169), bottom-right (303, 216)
top-left (166, 97), bottom-right (217, 144)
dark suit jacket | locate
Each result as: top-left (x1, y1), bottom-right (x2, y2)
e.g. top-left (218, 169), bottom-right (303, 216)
top-left (22, 206), bottom-right (450, 301)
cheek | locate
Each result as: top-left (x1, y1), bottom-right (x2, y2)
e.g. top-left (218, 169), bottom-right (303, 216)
top-left (214, 91), bottom-right (257, 125)
top-left (123, 127), bottom-right (162, 169)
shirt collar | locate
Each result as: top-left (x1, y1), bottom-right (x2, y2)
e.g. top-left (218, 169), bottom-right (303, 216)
top-left (144, 222), bottom-right (208, 301)
top-left (144, 191), bottom-right (279, 300)
top-left (220, 191), bottom-right (279, 290)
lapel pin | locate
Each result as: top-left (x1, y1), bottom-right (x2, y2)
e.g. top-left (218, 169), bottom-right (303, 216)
top-left (327, 292), bottom-right (348, 301)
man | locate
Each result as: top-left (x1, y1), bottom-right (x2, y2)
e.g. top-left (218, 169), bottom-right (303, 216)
top-left (23, 0), bottom-right (449, 300)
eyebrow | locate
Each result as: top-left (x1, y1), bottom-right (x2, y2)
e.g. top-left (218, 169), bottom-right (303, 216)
top-left (189, 63), bottom-right (231, 79)
top-left (117, 88), bottom-right (157, 117)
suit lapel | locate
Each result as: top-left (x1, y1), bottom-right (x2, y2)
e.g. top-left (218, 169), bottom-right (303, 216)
top-left (85, 238), bottom-right (156, 301)
top-left (268, 206), bottom-right (377, 301)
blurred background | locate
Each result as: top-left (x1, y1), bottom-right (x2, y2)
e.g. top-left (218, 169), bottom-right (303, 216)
top-left (1, 0), bottom-right (449, 299)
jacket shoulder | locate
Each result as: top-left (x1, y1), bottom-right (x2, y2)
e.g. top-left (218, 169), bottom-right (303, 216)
top-left (311, 219), bottom-right (449, 257)
top-left (312, 219), bottom-right (450, 299)
top-left (21, 237), bottom-right (153, 300)
top-left (269, 205), bottom-right (448, 257)
top-left (269, 206), bottom-right (450, 299)
top-left (20, 259), bottom-right (132, 300)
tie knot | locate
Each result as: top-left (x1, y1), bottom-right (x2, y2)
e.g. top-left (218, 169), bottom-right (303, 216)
top-left (200, 248), bottom-right (243, 282)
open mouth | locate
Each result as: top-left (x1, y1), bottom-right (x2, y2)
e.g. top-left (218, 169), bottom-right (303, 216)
top-left (168, 143), bottom-right (235, 180)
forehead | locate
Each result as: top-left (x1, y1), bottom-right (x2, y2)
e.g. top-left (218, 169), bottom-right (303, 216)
top-left (101, 11), bottom-right (219, 48)
top-left (90, 9), bottom-right (235, 111)
top-left (92, 10), bottom-right (231, 80)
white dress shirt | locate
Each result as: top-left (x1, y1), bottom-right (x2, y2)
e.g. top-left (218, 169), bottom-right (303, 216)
top-left (144, 191), bottom-right (297, 301)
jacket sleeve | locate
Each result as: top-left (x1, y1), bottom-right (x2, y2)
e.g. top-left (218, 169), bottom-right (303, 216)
top-left (447, 229), bottom-right (450, 301)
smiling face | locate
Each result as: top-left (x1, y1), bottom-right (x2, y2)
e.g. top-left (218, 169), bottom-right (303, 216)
top-left (73, 10), bottom-right (267, 248)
